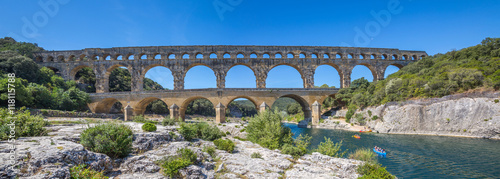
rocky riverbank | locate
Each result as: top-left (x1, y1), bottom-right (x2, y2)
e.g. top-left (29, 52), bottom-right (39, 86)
top-left (0, 120), bottom-right (363, 178)
top-left (334, 92), bottom-right (500, 139)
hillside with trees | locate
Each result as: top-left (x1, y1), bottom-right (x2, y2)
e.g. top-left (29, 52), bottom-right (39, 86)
top-left (336, 38), bottom-right (500, 110)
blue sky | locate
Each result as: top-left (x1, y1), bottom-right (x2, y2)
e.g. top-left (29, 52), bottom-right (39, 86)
top-left (1, 0), bottom-right (499, 89)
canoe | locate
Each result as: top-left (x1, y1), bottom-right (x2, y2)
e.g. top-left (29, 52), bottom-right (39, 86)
top-left (373, 148), bottom-right (386, 156)
top-left (360, 130), bottom-right (372, 133)
top-left (353, 135), bottom-right (361, 139)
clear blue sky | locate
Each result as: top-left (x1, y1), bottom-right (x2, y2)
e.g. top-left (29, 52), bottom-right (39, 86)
top-left (1, 0), bottom-right (499, 89)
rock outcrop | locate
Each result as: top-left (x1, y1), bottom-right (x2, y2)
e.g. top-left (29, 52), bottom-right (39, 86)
top-left (0, 121), bottom-right (364, 178)
top-left (338, 93), bottom-right (500, 139)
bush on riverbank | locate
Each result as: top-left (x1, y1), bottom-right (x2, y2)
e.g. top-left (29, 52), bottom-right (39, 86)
top-left (0, 108), bottom-right (49, 140)
top-left (281, 134), bottom-right (312, 159)
top-left (313, 137), bottom-right (346, 158)
top-left (179, 122), bottom-right (223, 141)
top-left (246, 110), bottom-right (294, 150)
top-left (349, 148), bottom-right (376, 163)
top-left (80, 123), bottom-right (133, 158)
top-left (357, 162), bottom-right (395, 179)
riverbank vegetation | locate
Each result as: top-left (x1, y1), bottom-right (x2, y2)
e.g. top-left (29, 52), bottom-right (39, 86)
top-left (337, 38), bottom-right (499, 110)
top-left (0, 108), bottom-right (49, 140)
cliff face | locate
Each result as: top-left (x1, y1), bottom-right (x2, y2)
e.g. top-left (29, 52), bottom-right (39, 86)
top-left (339, 93), bottom-right (500, 139)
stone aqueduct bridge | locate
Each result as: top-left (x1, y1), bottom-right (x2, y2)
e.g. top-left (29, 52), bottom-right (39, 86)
top-left (34, 46), bottom-right (427, 124)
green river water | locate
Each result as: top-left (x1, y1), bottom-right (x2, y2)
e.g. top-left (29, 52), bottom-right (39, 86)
top-left (283, 123), bottom-right (500, 179)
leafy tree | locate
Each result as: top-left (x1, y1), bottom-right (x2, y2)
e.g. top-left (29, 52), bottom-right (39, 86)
top-left (109, 68), bottom-right (131, 92)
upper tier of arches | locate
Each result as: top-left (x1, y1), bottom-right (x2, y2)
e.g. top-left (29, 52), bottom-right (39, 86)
top-left (33, 46), bottom-right (427, 62)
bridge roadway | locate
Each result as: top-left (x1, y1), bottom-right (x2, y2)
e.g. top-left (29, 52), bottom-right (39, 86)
top-left (88, 88), bottom-right (339, 124)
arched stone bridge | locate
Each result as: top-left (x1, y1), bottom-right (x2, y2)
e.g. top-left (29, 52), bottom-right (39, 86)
top-left (34, 45), bottom-right (427, 124)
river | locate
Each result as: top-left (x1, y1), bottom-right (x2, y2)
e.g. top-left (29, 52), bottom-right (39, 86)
top-left (283, 123), bottom-right (500, 179)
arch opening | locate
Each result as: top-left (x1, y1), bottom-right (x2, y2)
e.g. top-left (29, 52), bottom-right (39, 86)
top-left (266, 65), bottom-right (303, 88)
top-left (315, 65), bottom-right (341, 88)
top-left (196, 53), bottom-right (204, 59)
top-left (226, 65), bottom-right (256, 88)
top-left (384, 64), bottom-right (403, 78)
top-left (287, 53), bottom-right (294, 58)
top-left (108, 66), bottom-right (131, 92)
top-left (299, 53), bottom-right (306, 58)
top-left (236, 53), bottom-right (243, 58)
top-left (182, 54), bottom-right (189, 59)
top-left (141, 98), bottom-right (169, 116)
top-left (250, 53), bottom-right (257, 58)
top-left (128, 55), bottom-right (134, 60)
top-left (336, 53), bottom-right (342, 58)
top-left (263, 53), bottom-right (270, 58)
top-left (95, 98), bottom-right (123, 114)
top-left (351, 65), bottom-right (375, 82)
top-left (226, 97), bottom-right (258, 118)
top-left (323, 54), bottom-right (330, 59)
top-left (184, 97), bottom-right (215, 120)
top-left (75, 67), bottom-right (96, 93)
top-left (275, 53), bottom-right (282, 58)
top-left (210, 53), bottom-right (217, 59)
top-left (168, 54), bottom-right (176, 59)
top-left (144, 66), bottom-right (173, 90)
top-left (155, 54), bottom-right (161, 59)
top-left (271, 95), bottom-right (310, 123)
top-left (185, 65), bottom-right (216, 89)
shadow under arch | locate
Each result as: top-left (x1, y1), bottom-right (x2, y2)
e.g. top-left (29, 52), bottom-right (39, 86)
top-left (94, 98), bottom-right (122, 113)
top-left (271, 94), bottom-right (312, 119)
top-left (70, 65), bottom-right (93, 80)
top-left (180, 96), bottom-right (217, 119)
top-left (226, 96), bottom-right (259, 118)
top-left (135, 97), bottom-right (169, 115)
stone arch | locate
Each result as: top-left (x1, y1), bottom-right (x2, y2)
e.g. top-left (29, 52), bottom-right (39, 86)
top-left (46, 56), bottom-right (54, 62)
top-left (224, 96), bottom-right (259, 109)
top-left (35, 56), bottom-right (43, 62)
top-left (299, 53), bottom-right (306, 58)
top-left (336, 53), bottom-right (342, 59)
top-left (70, 65), bottom-right (93, 80)
top-left (272, 94), bottom-right (311, 119)
top-left (196, 53), bottom-right (204, 59)
top-left (168, 53), bottom-right (176, 59)
top-left (311, 53), bottom-right (318, 58)
top-left (263, 53), bottom-right (270, 58)
top-left (315, 63), bottom-right (343, 88)
top-left (185, 64), bottom-right (216, 89)
top-left (138, 53), bottom-right (147, 60)
top-left (226, 64), bottom-right (256, 88)
top-left (180, 96), bottom-right (217, 119)
top-left (383, 63), bottom-right (404, 78)
top-left (142, 64), bottom-right (174, 87)
top-left (381, 54), bottom-right (388, 60)
top-left (182, 53), bottom-right (190, 59)
top-left (250, 53), bottom-right (257, 58)
top-left (402, 54), bottom-right (408, 60)
top-left (56, 55), bottom-right (64, 62)
top-left (113, 54), bottom-right (123, 60)
top-left (105, 64), bottom-right (132, 92)
top-left (275, 52), bottom-right (283, 58)
top-left (154, 53), bottom-right (161, 59)
top-left (286, 52), bottom-right (294, 58)
top-left (94, 98), bottom-right (122, 113)
top-left (352, 63), bottom-right (377, 82)
top-left (323, 53), bottom-right (330, 59)
top-left (135, 97), bottom-right (168, 115)
top-left (236, 53), bottom-right (244, 58)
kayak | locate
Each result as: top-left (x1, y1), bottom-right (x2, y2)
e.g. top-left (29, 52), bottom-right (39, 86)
top-left (373, 148), bottom-right (386, 156)
top-left (353, 135), bottom-right (361, 139)
top-left (360, 130), bottom-right (372, 133)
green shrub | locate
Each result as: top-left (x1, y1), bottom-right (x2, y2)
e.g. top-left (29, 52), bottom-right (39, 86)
top-left (281, 134), bottom-right (312, 158)
top-left (203, 146), bottom-right (216, 158)
top-left (0, 108), bottom-right (50, 140)
top-left (213, 139), bottom-right (235, 153)
top-left (367, 110), bottom-right (372, 117)
top-left (80, 123), bottom-right (133, 158)
top-left (372, 115), bottom-right (379, 121)
top-left (357, 162), bottom-right (395, 179)
top-left (162, 117), bottom-right (176, 126)
top-left (251, 152), bottom-right (262, 159)
top-left (355, 113), bottom-right (366, 125)
top-left (246, 110), bottom-right (294, 150)
top-left (349, 148), bottom-right (376, 163)
top-left (313, 137), bottom-right (346, 158)
top-left (158, 148), bottom-right (197, 177)
top-left (225, 131), bottom-right (230, 135)
top-left (239, 129), bottom-right (246, 132)
top-left (179, 122), bottom-right (222, 141)
top-left (142, 122), bottom-right (157, 132)
top-left (234, 136), bottom-right (248, 141)
top-left (133, 115), bottom-right (158, 124)
top-left (494, 99), bottom-right (499, 103)
top-left (70, 164), bottom-right (108, 179)
top-left (345, 105), bottom-right (357, 122)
